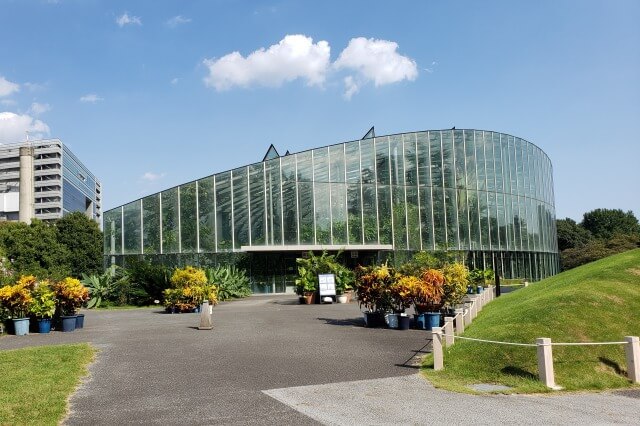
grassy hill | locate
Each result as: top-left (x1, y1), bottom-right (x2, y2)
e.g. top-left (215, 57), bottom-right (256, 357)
top-left (422, 249), bottom-right (640, 393)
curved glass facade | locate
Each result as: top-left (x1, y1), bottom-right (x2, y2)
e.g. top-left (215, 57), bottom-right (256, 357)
top-left (104, 129), bottom-right (559, 290)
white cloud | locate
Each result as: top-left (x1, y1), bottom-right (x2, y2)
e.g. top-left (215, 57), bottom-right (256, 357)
top-left (166, 15), bottom-right (191, 27)
top-left (28, 102), bottom-right (51, 115)
top-left (24, 82), bottom-right (45, 92)
top-left (334, 37), bottom-right (418, 97)
top-left (79, 94), bottom-right (103, 103)
top-left (141, 172), bottom-right (165, 182)
top-left (0, 112), bottom-right (50, 144)
top-left (203, 34), bottom-right (331, 90)
top-left (171, 77), bottom-right (180, 85)
top-left (116, 12), bottom-right (142, 27)
top-left (0, 76), bottom-right (20, 97)
top-left (343, 76), bottom-right (359, 100)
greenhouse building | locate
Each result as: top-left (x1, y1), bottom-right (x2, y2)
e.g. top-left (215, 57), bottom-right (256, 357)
top-left (103, 128), bottom-right (559, 293)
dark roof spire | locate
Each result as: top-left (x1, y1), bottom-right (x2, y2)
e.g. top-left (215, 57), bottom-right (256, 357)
top-left (262, 144), bottom-right (280, 162)
top-left (361, 126), bottom-right (375, 140)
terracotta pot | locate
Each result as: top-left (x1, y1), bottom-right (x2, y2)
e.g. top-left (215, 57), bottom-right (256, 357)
top-left (303, 292), bottom-right (315, 305)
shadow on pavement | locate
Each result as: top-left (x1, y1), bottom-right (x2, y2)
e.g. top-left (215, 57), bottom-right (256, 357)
top-left (317, 317), bottom-right (364, 327)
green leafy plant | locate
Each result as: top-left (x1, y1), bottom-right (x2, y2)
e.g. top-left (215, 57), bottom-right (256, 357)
top-left (354, 264), bottom-right (394, 313)
top-left (205, 265), bottom-right (251, 301)
top-left (390, 274), bottom-right (418, 313)
top-left (441, 262), bottom-right (469, 308)
top-left (52, 277), bottom-right (89, 316)
top-left (29, 279), bottom-right (56, 318)
top-left (81, 266), bottom-right (129, 309)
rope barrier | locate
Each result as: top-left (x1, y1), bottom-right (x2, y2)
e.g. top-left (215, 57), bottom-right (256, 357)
top-left (438, 333), bottom-right (629, 347)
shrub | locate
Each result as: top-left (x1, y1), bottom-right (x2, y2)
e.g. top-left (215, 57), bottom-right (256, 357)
top-left (205, 265), bottom-right (251, 301)
top-left (0, 281), bottom-right (33, 319)
top-left (29, 280), bottom-right (56, 318)
top-left (390, 274), bottom-right (419, 313)
top-left (411, 269), bottom-right (445, 313)
top-left (52, 278), bottom-right (89, 316)
top-left (81, 266), bottom-right (129, 308)
top-left (441, 262), bottom-right (469, 308)
top-left (354, 264), bottom-right (394, 313)
top-left (163, 266), bottom-right (217, 312)
top-left (125, 259), bottom-right (171, 305)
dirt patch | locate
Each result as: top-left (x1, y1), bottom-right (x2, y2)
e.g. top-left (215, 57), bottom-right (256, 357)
top-left (603, 294), bottom-right (625, 305)
top-left (627, 268), bottom-right (640, 277)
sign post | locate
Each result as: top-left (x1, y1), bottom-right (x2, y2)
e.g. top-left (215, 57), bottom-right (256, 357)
top-left (318, 274), bottom-right (336, 303)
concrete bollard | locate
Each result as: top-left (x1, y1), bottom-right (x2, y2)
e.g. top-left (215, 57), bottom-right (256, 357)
top-left (625, 336), bottom-right (640, 383)
top-left (464, 305), bottom-right (472, 327)
top-left (444, 318), bottom-right (454, 346)
top-left (432, 327), bottom-right (443, 370)
top-left (454, 309), bottom-right (465, 334)
top-left (470, 299), bottom-right (477, 319)
top-left (537, 338), bottom-right (560, 389)
top-left (198, 300), bottom-right (213, 330)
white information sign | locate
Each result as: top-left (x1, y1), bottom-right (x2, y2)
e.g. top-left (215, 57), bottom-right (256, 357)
top-left (318, 274), bottom-right (336, 296)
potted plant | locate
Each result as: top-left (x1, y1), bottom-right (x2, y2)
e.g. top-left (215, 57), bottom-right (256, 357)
top-left (410, 269), bottom-right (444, 330)
top-left (389, 275), bottom-right (418, 330)
top-left (29, 279), bottom-right (56, 334)
top-left (354, 264), bottom-right (393, 327)
top-left (295, 264), bottom-right (317, 304)
top-left (335, 264), bottom-right (355, 303)
top-left (441, 262), bottom-right (469, 314)
top-left (0, 277), bottom-right (34, 336)
top-left (53, 277), bottom-right (89, 332)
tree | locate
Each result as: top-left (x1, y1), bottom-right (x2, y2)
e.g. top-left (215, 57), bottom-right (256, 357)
top-left (0, 220), bottom-right (71, 279)
top-left (556, 218), bottom-right (592, 251)
top-left (581, 209), bottom-right (640, 240)
top-left (56, 212), bottom-right (103, 277)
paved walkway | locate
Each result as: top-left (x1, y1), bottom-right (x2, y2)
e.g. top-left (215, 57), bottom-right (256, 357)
top-left (1, 296), bottom-right (639, 425)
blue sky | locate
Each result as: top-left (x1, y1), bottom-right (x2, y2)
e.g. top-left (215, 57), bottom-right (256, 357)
top-left (0, 0), bottom-right (638, 222)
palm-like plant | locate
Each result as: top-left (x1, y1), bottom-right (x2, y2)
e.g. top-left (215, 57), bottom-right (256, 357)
top-left (81, 266), bottom-right (129, 308)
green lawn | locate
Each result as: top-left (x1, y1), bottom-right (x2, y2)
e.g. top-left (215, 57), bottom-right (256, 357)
top-left (422, 249), bottom-right (640, 393)
top-left (0, 344), bottom-right (95, 425)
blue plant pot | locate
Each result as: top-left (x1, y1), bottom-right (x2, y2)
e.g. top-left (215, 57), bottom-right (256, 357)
top-left (398, 314), bottom-right (411, 330)
top-left (467, 285), bottom-right (474, 294)
top-left (61, 315), bottom-right (77, 332)
top-left (425, 312), bottom-right (441, 331)
top-left (476, 286), bottom-right (484, 294)
top-left (75, 314), bottom-right (85, 329)
top-left (363, 311), bottom-right (385, 328)
top-left (13, 318), bottom-right (29, 336)
top-left (38, 318), bottom-right (52, 334)
top-left (414, 313), bottom-right (427, 330)
top-left (387, 313), bottom-right (399, 329)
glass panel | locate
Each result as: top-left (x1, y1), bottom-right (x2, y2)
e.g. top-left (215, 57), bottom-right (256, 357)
top-left (488, 192), bottom-right (498, 250)
top-left (403, 134), bottom-right (417, 186)
top-left (475, 131), bottom-right (486, 191)
top-left (406, 186), bottom-right (420, 250)
top-left (314, 182), bottom-right (331, 244)
top-left (389, 135), bottom-right (404, 186)
top-left (432, 187), bottom-right (446, 249)
top-left (142, 194), bottom-right (160, 254)
top-left (495, 134), bottom-right (505, 193)
top-left (313, 148), bottom-right (329, 183)
top-left (161, 187), bottom-right (179, 253)
top-left (249, 164), bottom-right (266, 245)
top-left (430, 131), bottom-right (443, 188)
top-left (345, 142), bottom-right (360, 184)
top-left (123, 201), bottom-right (141, 254)
top-left (347, 184), bottom-right (362, 244)
top-left (375, 137), bottom-right (390, 184)
top-left (362, 184), bottom-right (377, 243)
top-left (180, 182), bottom-right (197, 253)
top-left (329, 145), bottom-right (345, 184)
top-left (497, 193), bottom-right (506, 250)
top-left (215, 172), bottom-right (232, 250)
top-left (103, 209), bottom-right (121, 255)
top-left (392, 185), bottom-right (407, 249)
top-left (420, 186), bottom-right (434, 250)
top-left (377, 185), bottom-right (392, 244)
top-left (298, 182), bottom-right (314, 244)
top-left (197, 177), bottom-right (216, 252)
top-left (417, 132), bottom-right (430, 187)
top-left (454, 130), bottom-right (466, 189)
top-left (468, 189), bottom-right (481, 250)
top-left (442, 131), bottom-right (454, 189)
top-left (296, 151), bottom-right (313, 182)
top-left (445, 188), bottom-right (459, 249)
top-left (232, 168), bottom-right (249, 249)
top-left (485, 132), bottom-right (496, 192)
top-left (281, 156), bottom-right (297, 244)
top-left (479, 191), bottom-right (489, 249)
top-left (360, 139), bottom-right (375, 184)
top-left (457, 189), bottom-right (469, 250)
top-left (265, 159), bottom-right (282, 245)
top-left (331, 183), bottom-right (347, 244)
